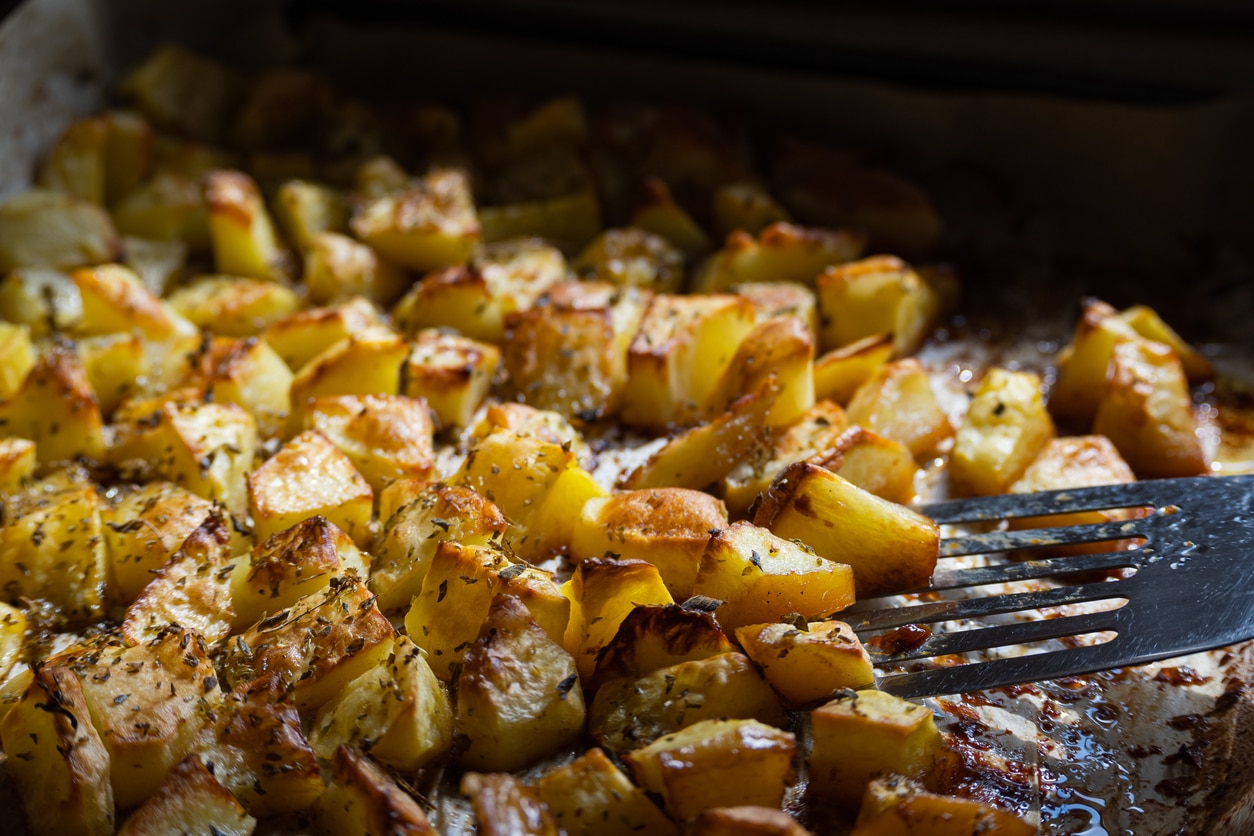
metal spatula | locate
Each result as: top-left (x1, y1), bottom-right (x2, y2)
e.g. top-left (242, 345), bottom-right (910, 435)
top-left (845, 474), bottom-right (1254, 699)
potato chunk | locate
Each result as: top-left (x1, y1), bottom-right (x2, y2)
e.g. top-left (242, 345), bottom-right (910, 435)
top-left (563, 558), bottom-right (675, 682)
top-left (809, 690), bottom-right (946, 809)
top-left (310, 636), bottom-right (454, 771)
top-left (1048, 299), bottom-right (1138, 427)
top-left (689, 807), bottom-right (812, 836)
top-left (0, 322), bottom-right (35, 400)
top-left (815, 255), bottom-right (940, 356)
top-left (591, 604), bottom-right (734, 693)
top-left (573, 226), bottom-right (684, 292)
top-left (693, 522), bottom-right (855, 631)
top-left (167, 275), bottom-right (301, 337)
top-left (111, 398), bottom-right (258, 516)
top-left (371, 483), bottom-right (507, 613)
top-left (273, 179), bottom-right (348, 250)
top-left (845, 358), bottom-right (953, 460)
top-left (0, 189), bottom-right (120, 272)
top-left (316, 745), bottom-right (436, 835)
top-left (590, 652), bottom-right (785, 753)
top-left (104, 482), bottom-right (215, 602)
top-left (692, 223), bottom-right (865, 293)
top-left (461, 772), bottom-right (560, 836)
top-left (71, 263), bottom-right (193, 340)
top-left (1093, 338), bottom-right (1208, 478)
top-left (304, 231), bottom-right (411, 306)
top-left (813, 333), bottom-right (895, 406)
top-left (624, 718), bottom-right (795, 822)
top-left (951, 368), bottom-right (1055, 496)
top-left (0, 436), bottom-right (36, 495)
top-left (755, 463), bottom-right (939, 598)
top-left (76, 332), bottom-right (148, 417)
top-left (0, 346), bottom-right (106, 464)
top-left (534, 747), bottom-right (679, 836)
top-left (809, 425), bottom-right (917, 506)
top-left (457, 594), bottom-right (586, 771)
top-left (230, 515), bottom-right (368, 630)
top-left (287, 327), bottom-right (409, 433)
top-left (305, 394), bottom-right (435, 492)
top-left (849, 776), bottom-right (1035, 836)
top-left (503, 304), bottom-right (624, 420)
top-left (571, 488), bottom-right (728, 600)
top-left (205, 169), bottom-right (293, 281)
top-left (1, 665), bottom-right (115, 836)
top-left (117, 756), bottom-right (256, 836)
top-left (187, 335), bottom-right (294, 438)
top-left (351, 167), bottom-right (480, 272)
top-left (403, 329), bottom-right (502, 429)
top-left (248, 429), bottom-right (374, 548)
top-left (622, 292), bottom-right (756, 428)
top-left (123, 44), bottom-right (242, 142)
top-left (262, 296), bottom-right (382, 372)
top-left (225, 577), bottom-right (396, 712)
top-left (708, 315), bottom-right (815, 427)
top-left (735, 620), bottom-right (873, 706)
top-left (38, 116), bottom-right (109, 204)
top-left (0, 479), bottom-right (107, 621)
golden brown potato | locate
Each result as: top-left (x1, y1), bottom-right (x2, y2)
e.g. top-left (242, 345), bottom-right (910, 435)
top-left (849, 776), bottom-right (1035, 836)
top-left (316, 745), bottom-right (437, 835)
top-left (39, 116), bottom-right (109, 204)
top-left (351, 167), bottom-right (480, 272)
top-left (503, 304), bottom-right (625, 420)
top-left (691, 222), bottom-right (865, 293)
top-left (304, 231), bottom-right (411, 306)
top-left (563, 558), bottom-right (676, 682)
top-left (75, 332), bottom-right (148, 416)
top-left (1048, 299), bottom-right (1138, 427)
top-left (591, 604), bottom-right (734, 694)
top-left (755, 462), bottom-right (939, 598)
top-left (0, 189), bottom-right (120, 272)
top-left (403, 328), bottom-right (502, 429)
top-left (104, 481), bottom-right (215, 602)
top-left (809, 425), bottom-right (918, 506)
top-left (204, 169), bottom-right (293, 281)
top-left (950, 368), bottom-right (1056, 496)
top-left (116, 756), bottom-right (256, 836)
top-left (286, 326), bottom-right (409, 433)
top-left (731, 280), bottom-right (819, 334)
top-left (0, 436), bottom-right (36, 495)
top-left (712, 180), bottom-right (791, 237)
top-left (688, 807), bottom-right (813, 836)
top-left (0, 346), bottom-right (106, 464)
top-left (304, 393), bottom-right (435, 492)
top-left (625, 718), bottom-right (796, 822)
top-left (1118, 304), bottom-right (1213, 383)
top-left (186, 334), bottom-right (294, 438)
top-left (574, 226), bottom-right (685, 292)
top-left (809, 690), bottom-right (946, 810)
top-left (815, 255), bottom-right (940, 356)
top-left (707, 315), bottom-right (815, 427)
top-left (0, 322), bottom-right (35, 399)
top-left (123, 44), bottom-right (243, 142)
top-left (535, 747), bottom-right (679, 836)
top-left (71, 262), bottom-right (194, 340)
top-left (735, 620), bottom-right (874, 706)
top-left (845, 358), bottom-right (953, 460)
top-left (167, 274), bottom-right (301, 337)
top-left (812, 333), bottom-right (895, 406)
top-left (632, 175), bottom-right (713, 259)
top-left (457, 594), bottom-right (586, 771)
top-left (461, 772), bottom-right (560, 836)
top-left (262, 296), bottom-right (382, 371)
top-left (273, 178), bottom-right (348, 251)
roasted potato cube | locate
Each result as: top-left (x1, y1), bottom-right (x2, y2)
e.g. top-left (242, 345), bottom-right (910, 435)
top-left (845, 358), bottom-right (953, 460)
top-left (196, 675), bottom-right (325, 816)
top-left (951, 368), bottom-right (1056, 496)
top-left (623, 292), bottom-right (756, 428)
top-left (503, 304), bottom-right (625, 419)
top-left (693, 522), bottom-right (856, 631)
top-left (573, 226), bottom-right (685, 292)
top-left (304, 231), bottom-right (411, 306)
top-left (71, 262), bottom-right (193, 340)
top-left (457, 594), bottom-right (586, 770)
top-left (625, 718), bottom-right (796, 822)
top-left (76, 332), bottom-right (148, 416)
top-left (61, 629), bottom-right (220, 808)
top-left (461, 772), bottom-right (560, 836)
top-left (225, 577), bottom-right (396, 711)
top-left (403, 329), bottom-right (501, 429)
top-left (455, 429), bottom-right (578, 554)
top-left (273, 178), bottom-right (348, 250)
top-left (732, 281), bottom-right (819, 333)
top-left (0, 322), bottom-right (35, 399)
top-left (0, 189), bottom-right (120, 272)
top-left (38, 117), bottom-right (108, 204)
top-left (0, 665), bottom-right (115, 836)
top-left (123, 44), bottom-right (242, 142)
top-left (849, 775), bottom-right (1035, 836)
top-left (736, 620), bottom-right (873, 706)
top-left (572, 488), bottom-right (728, 600)
top-left (111, 399), bottom-right (258, 515)
top-left (809, 426), bottom-right (918, 506)
top-left (117, 755), bottom-right (256, 836)
top-left (316, 745), bottom-right (437, 836)
top-left (590, 652), bottom-right (785, 753)
top-left (1119, 304), bottom-right (1213, 383)
top-left (1048, 299), bottom-right (1139, 427)
top-left (167, 274), bottom-right (301, 337)
top-left (262, 295), bottom-right (382, 370)
top-left (393, 237), bottom-right (568, 343)
top-left (708, 315), bottom-right (815, 427)
top-left (813, 333), bottom-right (895, 405)
top-left (205, 169), bottom-right (293, 280)
top-left (1093, 338), bottom-right (1208, 478)
top-left (689, 807), bottom-right (813, 836)
top-left (405, 541), bottom-right (568, 680)
top-left (351, 167), bottom-right (480, 271)
top-left (632, 175), bottom-right (713, 259)
top-left (310, 636), bottom-right (454, 771)
top-left (104, 481), bottom-right (215, 602)
top-left (692, 223), bottom-right (865, 293)
top-left (122, 512), bottom-right (234, 645)
top-left (625, 388), bottom-right (776, 492)
top-left (0, 346), bottom-right (106, 463)
top-left (755, 463), bottom-right (939, 598)
top-left (474, 402), bottom-right (592, 463)
top-left (110, 171), bottom-right (207, 245)
top-left (0, 266), bottom-right (82, 337)
top-left (722, 399), bottom-right (849, 515)
top-left (591, 604), bottom-right (734, 694)
top-left (371, 483), bottom-right (507, 613)
top-left (815, 255), bottom-right (940, 356)
top-left (526, 464), bottom-right (610, 558)
top-left (305, 394), bottom-right (435, 492)
top-left (230, 515), bottom-right (369, 630)
top-left (712, 181), bottom-right (791, 237)
top-left (563, 558), bottom-right (675, 682)
top-left (248, 429), bottom-right (373, 548)
top-left (809, 690), bottom-right (946, 809)
top-left (0, 437), bottom-right (36, 494)
top-left (535, 747), bottom-right (678, 836)
top-left (287, 327), bottom-right (409, 433)
top-left (183, 335), bottom-right (293, 438)
top-left (0, 479), bottom-right (107, 620)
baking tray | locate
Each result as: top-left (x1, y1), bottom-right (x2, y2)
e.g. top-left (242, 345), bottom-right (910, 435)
top-left (1, 1), bottom-right (1253, 833)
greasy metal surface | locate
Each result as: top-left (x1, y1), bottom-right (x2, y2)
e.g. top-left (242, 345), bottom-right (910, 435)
top-left (859, 475), bottom-right (1254, 698)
